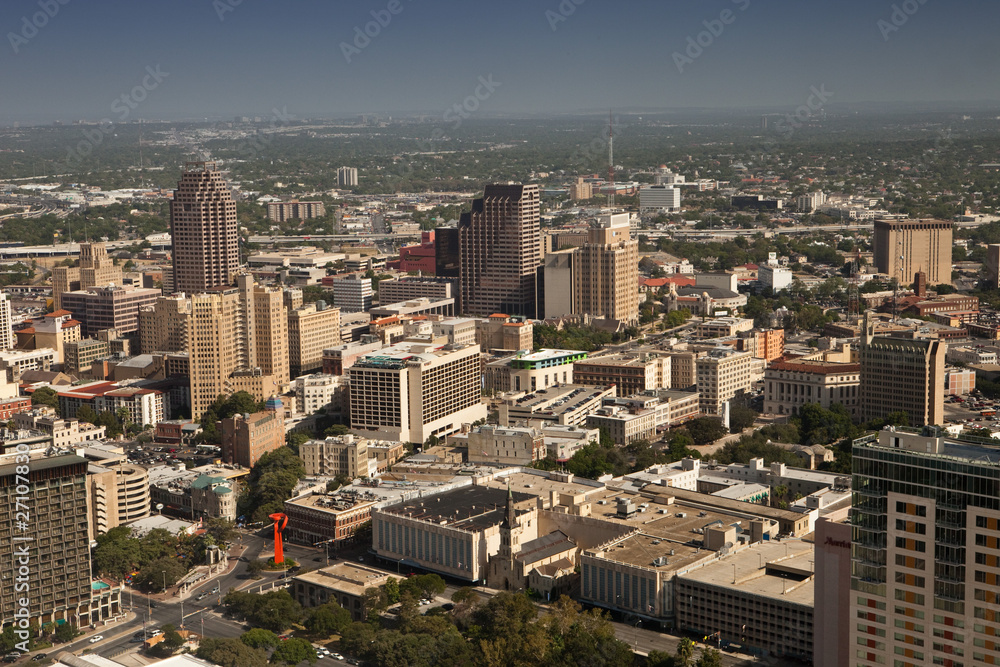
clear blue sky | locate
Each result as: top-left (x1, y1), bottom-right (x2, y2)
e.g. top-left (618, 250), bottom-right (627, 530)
top-left (1, 0), bottom-right (997, 123)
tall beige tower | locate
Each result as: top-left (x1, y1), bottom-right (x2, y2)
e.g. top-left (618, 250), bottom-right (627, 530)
top-left (138, 294), bottom-right (191, 354)
top-left (186, 276), bottom-right (288, 417)
top-left (872, 219), bottom-right (953, 285)
top-left (458, 183), bottom-right (541, 318)
top-left (575, 212), bottom-right (639, 325)
top-left (52, 242), bottom-right (123, 309)
top-left (170, 162), bottom-right (240, 294)
top-left (0, 292), bottom-right (12, 350)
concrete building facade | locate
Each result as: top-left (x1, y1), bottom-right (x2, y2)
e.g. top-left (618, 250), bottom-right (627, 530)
top-left (873, 219), bottom-right (953, 285)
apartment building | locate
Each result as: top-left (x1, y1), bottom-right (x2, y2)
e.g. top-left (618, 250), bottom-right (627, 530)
top-left (220, 397), bottom-right (285, 468)
top-left (298, 434), bottom-right (372, 479)
top-left (348, 341), bottom-right (486, 444)
top-left (573, 353), bottom-right (671, 396)
top-left (288, 302), bottom-right (340, 378)
top-left (51, 242), bottom-right (123, 310)
top-left (330, 274), bottom-right (372, 313)
top-left (475, 314), bottom-right (533, 352)
top-left (484, 349), bottom-right (586, 394)
top-left (266, 200), bottom-right (326, 222)
top-left (59, 285), bottom-right (160, 338)
top-left (695, 347), bottom-right (752, 415)
top-left (850, 427), bottom-right (1000, 667)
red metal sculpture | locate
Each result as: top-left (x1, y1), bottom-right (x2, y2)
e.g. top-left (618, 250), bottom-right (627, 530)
top-left (269, 512), bottom-right (289, 564)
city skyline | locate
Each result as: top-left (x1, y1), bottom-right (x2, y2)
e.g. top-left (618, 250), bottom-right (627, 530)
top-left (2, 0), bottom-right (999, 123)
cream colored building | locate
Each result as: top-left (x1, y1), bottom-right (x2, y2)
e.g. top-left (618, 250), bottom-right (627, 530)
top-left (299, 434), bottom-right (372, 479)
top-left (292, 562), bottom-right (390, 621)
top-left (695, 317), bottom-right (754, 339)
top-left (695, 347), bottom-right (752, 415)
top-left (187, 275), bottom-right (289, 418)
top-left (138, 294), bottom-right (191, 354)
top-left (764, 359), bottom-right (861, 418)
top-left (573, 352), bottom-right (672, 395)
top-left (574, 213), bottom-right (640, 325)
top-left (475, 314), bottom-right (533, 352)
top-left (348, 341), bottom-right (486, 444)
top-left (52, 242), bottom-right (123, 310)
top-left (287, 302), bottom-right (340, 378)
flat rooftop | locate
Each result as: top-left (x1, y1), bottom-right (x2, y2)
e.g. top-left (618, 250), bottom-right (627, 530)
top-left (377, 485), bottom-right (535, 533)
top-left (480, 470), bottom-right (604, 502)
top-left (292, 562), bottom-right (390, 597)
top-left (678, 540), bottom-right (815, 606)
top-left (506, 384), bottom-right (615, 417)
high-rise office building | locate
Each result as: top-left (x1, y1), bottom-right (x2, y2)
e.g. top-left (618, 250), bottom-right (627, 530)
top-left (348, 341), bottom-right (486, 444)
top-left (859, 313), bottom-right (944, 427)
top-left (0, 292), bottom-right (12, 350)
top-left (138, 294), bottom-right (191, 354)
top-left (458, 183), bottom-right (541, 318)
top-left (287, 301), bottom-right (340, 378)
top-left (170, 162), bottom-right (240, 294)
top-left (186, 276), bottom-right (287, 418)
top-left (873, 219), bottom-right (953, 285)
top-left (0, 453), bottom-right (97, 627)
top-left (266, 200), bottom-right (326, 223)
top-left (52, 242), bottom-right (123, 310)
top-left (574, 213), bottom-right (639, 325)
top-left (337, 166), bottom-right (358, 187)
top-left (695, 346), bottom-right (752, 415)
top-left (850, 426), bottom-right (1000, 667)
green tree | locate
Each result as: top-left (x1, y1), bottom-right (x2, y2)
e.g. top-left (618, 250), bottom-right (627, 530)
top-left (31, 386), bottom-right (60, 413)
top-left (304, 602), bottom-right (351, 637)
top-left (324, 423), bottom-right (349, 437)
top-left (53, 623), bottom-right (79, 644)
top-left (384, 577), bottom-right (401, 605)
top-left (647, 649), bottom-right (681, 667)
top-left (269, 637), bottom-right (317, 665)
top-left (246, 559), bottom-right (264, 578)
top-left (399, 574), bottom-right (446, 600)
top-left (240, 629), bottom-right (279, 649)
top-left (728, 404), bottom-right (757, 433)
top-left (203, 517), bottom-right (238, 544)
top-left (197, 637), bottom-right (268, 667)
top-left (684, 417), bottom-right (727, 446)
top-left (135, 556), bottom-right (186, 592)
top-left (237, 448), bottom-right (306, 523)
top-left (695, 647), bottom-right (723, 667)
top-left (285, 431), bottom-right (311, 455)
top-left (675, 637), bottom-right (695, 667)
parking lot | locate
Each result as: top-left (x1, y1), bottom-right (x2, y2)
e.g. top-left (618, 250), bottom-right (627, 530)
top-left (943, 391), bottom-right (1000, 429)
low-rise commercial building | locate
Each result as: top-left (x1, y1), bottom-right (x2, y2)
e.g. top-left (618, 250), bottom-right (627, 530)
top-left (763, 359), bottom-right (861, 418)
top-left (292, 562), bottom-right (391, 621)
top-left (299, 434), bottom-right (375, 479)
top-left (498, 384), bottom-right (617, 428)
top-left (573, 353), bottom-right (671, 396)
top-left (484, 348), bottom-right (587, 394)
top-left (284, 489), bottom-right (379, 548)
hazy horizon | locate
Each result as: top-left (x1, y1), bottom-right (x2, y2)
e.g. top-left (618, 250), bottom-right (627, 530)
top-left (2, 0), bottom-right (998, 124)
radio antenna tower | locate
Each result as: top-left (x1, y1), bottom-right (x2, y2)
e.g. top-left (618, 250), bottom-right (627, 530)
top-left (608, 111), bottom-right (614, 209)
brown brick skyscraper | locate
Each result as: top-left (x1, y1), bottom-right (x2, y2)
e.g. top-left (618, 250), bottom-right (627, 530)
top-left (170, 162), bottom-right (239, 293)
top-left (458, 183), bottom-right (541, 318)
